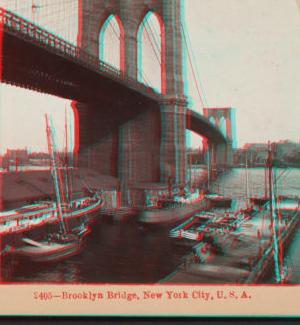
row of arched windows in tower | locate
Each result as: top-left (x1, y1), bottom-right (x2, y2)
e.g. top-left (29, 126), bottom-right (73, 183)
top-left (209, 116), bottom-right (231, 139)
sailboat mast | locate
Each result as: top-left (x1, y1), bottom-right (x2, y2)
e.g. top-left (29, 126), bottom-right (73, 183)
top-left (272, 165), bottom-right (284, 283)
top-left (194, 160), bottom-right (196, 187)
top-left (45, 114), bottom-right (67, 234)
top-left (265, 160), bottom-right (268, 199)
top-left (245, 152), bottom-right (248, 206)
top-left (64, 108), bottom-right (69, 203)
top-left (189, 150), bottom-right (192, 186)
top-left (268, 143), bottom-right (284, 283)
top-left (207, 144), bottom-right (210, 191)
top-left (68, 108), bottom-right (73, 201)
top-left (250, 151), bottom-right (253, 198)
top-left (272, 144), bottom-right (284, 282)
top-left (211, 145), bottom-right (214, 184)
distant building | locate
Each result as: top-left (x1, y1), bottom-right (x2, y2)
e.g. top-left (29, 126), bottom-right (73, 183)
top-left (244, 143), bottom-right (269, 151)
top-left (241, 141), bottom-right (300, 166)
top-left (6, 149), bottom-right (29, 162)
top-left (275, 141), bottom-right (300, 163)
top-left (30, 152), bottom-right (50, 160)
top-left (2, 148), bottom-right (30, 170)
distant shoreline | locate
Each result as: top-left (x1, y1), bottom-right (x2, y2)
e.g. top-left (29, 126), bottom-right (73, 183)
top-left (189, 164), bottom-right (300, 169)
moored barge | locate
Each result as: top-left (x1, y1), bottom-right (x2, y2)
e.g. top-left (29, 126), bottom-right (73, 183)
top-left (170, 212), bottom-right (245, 246)
top-left (160, 197), bottom-right (300, 284)
top-left (138, 189), bottom-right (211, 226)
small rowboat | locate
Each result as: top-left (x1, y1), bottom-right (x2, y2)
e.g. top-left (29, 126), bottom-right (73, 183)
top-left (17, 234), bottom-right (85, 263)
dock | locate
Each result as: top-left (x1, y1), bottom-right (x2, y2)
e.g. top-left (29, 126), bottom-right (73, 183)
top-left (160, 197), bottom-right (300, 284)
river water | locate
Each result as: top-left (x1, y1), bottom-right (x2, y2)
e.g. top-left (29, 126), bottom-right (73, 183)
top-left (9, 167), bottom-right (300, 284)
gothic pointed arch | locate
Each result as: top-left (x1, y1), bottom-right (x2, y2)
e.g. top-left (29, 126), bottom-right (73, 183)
top-left (220, 116), bottom-right (226, 137)
top-left (225, 117), bottom-right (231, 140)
top-left (209, 117), bottom-right (215, 125)
top-left (99, 14), bottom-right (124, 71)
top-left (137, 11), bottom-right (165, 94)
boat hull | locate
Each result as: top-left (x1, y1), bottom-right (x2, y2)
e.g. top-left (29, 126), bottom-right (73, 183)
top-left (138, 198), bottom-right (210, 226)
top-left (207, 198), bottom-right (232, 208)
top-left (17, 239), bottom-right (84, 263)
top-left (170, 236), bottom-right (203, 247)
top-left (204, 194), bottom-right (232, 208)
top-left (0, 197), bottom-right (104, 247)
top-left (249, 197), bottom-right (269, 206)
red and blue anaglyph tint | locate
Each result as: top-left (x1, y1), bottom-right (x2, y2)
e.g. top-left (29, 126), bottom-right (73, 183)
top-left (0, 0), bottom-right (299, 288)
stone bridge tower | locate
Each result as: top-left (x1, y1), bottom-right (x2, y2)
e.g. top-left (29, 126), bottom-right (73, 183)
top-left (76, 0), bottom-right (188, 184)
top-left (203, 108), bottom-right (236, 165)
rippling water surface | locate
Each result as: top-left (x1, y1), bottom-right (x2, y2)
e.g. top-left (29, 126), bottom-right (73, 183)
top-left (9, 167), bottom-right (300, 284)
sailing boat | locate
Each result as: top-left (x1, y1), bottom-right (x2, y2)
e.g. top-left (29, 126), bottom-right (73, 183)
top-left (16, 114), bottom-right (102, 262)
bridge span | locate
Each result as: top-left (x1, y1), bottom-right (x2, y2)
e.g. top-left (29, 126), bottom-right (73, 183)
top-left (0, 5), bottom-right (232, 183)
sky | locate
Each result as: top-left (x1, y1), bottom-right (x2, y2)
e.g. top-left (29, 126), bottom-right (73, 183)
top-left (185, 0), bottom-right (300, 148)
top-left (0, 0), bottom-right (300, 154)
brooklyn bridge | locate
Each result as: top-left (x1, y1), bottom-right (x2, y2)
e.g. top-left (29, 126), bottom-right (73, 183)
top-left (1, 0), bottom-right (300, 296)
top-left (0, 0), bottom-right (234, 186)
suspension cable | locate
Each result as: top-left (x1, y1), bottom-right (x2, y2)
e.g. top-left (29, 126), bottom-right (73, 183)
top-left (181, 22), bottom-right (208, 109)
top-left (143, 22), bottom-right (161, 65)
top-left (145, 18), bottom-right (164, 64)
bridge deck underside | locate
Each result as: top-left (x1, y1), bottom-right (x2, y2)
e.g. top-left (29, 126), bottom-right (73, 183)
top-left (0, 28), bottom-right (230, 179)
top-left (0, 30), bottom-right (228, 146)
top-left (0, 30), bottom-right (163, 181)
top-left (186, 109), bottom-right (228, 145)
top-left (0, 30), bottom-right (159, 140)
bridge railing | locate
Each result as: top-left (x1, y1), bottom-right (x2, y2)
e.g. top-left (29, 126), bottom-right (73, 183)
top-left (0, 7), bottom-right (162, 101)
